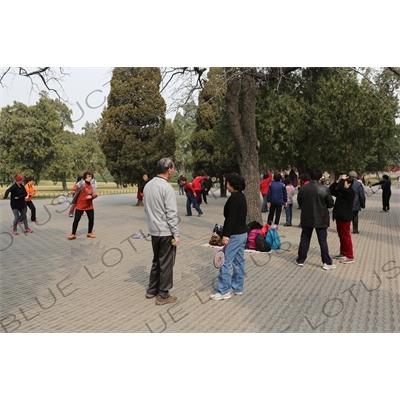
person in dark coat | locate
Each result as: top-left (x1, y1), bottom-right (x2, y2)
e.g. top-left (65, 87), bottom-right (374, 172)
top-left (2, 174), bottom-right (33, 235)
top-left (266, 172), bottom-right (287, 228)
top-left (371, 174), bottom-right (391, 212)
top-left (330, 174), bottom-right (356, 264)
top-left (296, 169), bottom-right (335, 270)
top-left (348, 171), bottom-right (366, 234)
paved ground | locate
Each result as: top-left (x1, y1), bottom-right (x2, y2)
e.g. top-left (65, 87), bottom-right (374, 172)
top-left (0, 186), bottom-right (399, 333)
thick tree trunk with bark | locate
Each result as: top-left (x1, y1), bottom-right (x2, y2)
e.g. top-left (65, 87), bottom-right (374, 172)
top-left (226, 70), bottom-right (262, 223)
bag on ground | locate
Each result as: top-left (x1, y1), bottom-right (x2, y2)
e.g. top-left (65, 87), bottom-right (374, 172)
top-left (247, 228), bottom-right (263, 250)
top-left (255, 233), bottom-right (271, 252)
top-left (266, 227), bottom-right (281, 250)
top-left (209, 233), bottom-right (223, 246)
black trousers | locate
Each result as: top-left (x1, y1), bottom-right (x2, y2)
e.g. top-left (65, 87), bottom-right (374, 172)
top-left (147, 236), bottom-right (176, 298)
top-left (267, 204), bottom-right (282, 225)
top-left (18, 202), bottom-right (36, 222)
top-left (72, 209), bottom-right (94, 234)
top-left (382, 191), bottom-right (391, 211)
top-left (297, 226), bottom-right (333, 265)
top-left (352, 211), bottom-right (359, 233)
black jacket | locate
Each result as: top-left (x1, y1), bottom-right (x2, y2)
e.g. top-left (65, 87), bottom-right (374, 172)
top-left (298, 180), bottom-right (334, 228)
top-left (222, 191), bottom-right (248, 237)
top-left (329, 180), bottom-right (355, 221)
top-left (3, 183), bottom-right (27, 209)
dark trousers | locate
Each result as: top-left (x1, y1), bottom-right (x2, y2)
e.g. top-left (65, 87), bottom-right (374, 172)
top-left (26, 201), bottom-right (36, 221)
top-left (297, 226), bottom-right (333, 265)
top-left (267, 204), bottom-right (282, 225)
top-left (19, 202), bottom-right (36, 222)
top-left (72, 209), bottom-right (94, 234)
top-left (201, 188), bottom-right (208, 203)
top-left (147, 236), bottom-right (176, 298)
top-left (382, 191), bottom-right (391, 211)
top-left (12, 208), bottom-right (27, 230)
top-left (352, 211), bottom-right (359, 233)
top-left (195, 190), bottom-right (202, 205)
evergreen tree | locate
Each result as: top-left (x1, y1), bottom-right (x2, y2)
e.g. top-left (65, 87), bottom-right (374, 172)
top-left (0, 91), bottom-right (72, 183)
top-left (100, 68), bottom-right (174, 184)
top-left (190, 68), bottom-right (238, 195)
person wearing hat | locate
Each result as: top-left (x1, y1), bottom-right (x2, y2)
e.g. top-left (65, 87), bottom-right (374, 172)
top-left (2, 174), bottom-right (33, 235)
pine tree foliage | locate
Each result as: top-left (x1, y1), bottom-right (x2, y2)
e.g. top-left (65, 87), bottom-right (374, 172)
top-left (100, 68), bottom-right (175, 184)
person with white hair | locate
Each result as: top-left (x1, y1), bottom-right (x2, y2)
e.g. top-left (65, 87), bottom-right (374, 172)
top-left (348, 171), bottom-right (366, 234)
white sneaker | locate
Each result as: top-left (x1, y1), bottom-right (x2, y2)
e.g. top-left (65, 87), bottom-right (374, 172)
top-left (231, 290), bottom-right (243, 296)
top-left (322, 263), bottom-right (337, 270)
top-left (209, 292), bottom-right (232, 301)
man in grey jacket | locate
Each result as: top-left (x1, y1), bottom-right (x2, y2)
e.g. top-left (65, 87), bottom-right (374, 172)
top-left (144, 158), bottom-right (180, 305)
top-left (349, 171), bottom-right (366, 234)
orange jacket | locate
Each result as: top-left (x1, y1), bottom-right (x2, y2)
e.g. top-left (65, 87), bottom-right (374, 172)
top-left (73, 181), bottom-right (98, 210)
top-left (24, 183), bottom-right (36, 202)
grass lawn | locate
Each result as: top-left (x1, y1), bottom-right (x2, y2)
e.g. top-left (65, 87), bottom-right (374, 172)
top-left (23, 180), bottom-right (178, 199)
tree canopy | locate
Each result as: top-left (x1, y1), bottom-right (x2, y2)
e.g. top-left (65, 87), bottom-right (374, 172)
top-left (100, 67), bottom-right (175, 184)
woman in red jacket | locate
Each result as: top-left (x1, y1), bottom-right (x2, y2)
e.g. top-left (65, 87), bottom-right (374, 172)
top-left (68, 171), bottom-right (98, 240)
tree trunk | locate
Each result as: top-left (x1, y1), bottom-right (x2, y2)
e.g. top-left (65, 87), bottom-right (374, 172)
top-left (226, 69), bottom-right (262, 224)
top-left (62, 180), bottom-right (68, 191)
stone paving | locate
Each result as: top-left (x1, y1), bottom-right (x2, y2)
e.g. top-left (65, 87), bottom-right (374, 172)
top-left (0, 186), bottom-right (399, 333)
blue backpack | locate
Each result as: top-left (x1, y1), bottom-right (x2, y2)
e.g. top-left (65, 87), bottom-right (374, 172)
top-left (266, 227), bottom-right (281, 250)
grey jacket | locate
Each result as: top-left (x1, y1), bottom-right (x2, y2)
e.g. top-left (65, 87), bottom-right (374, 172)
top-left (352, 179), bottom-right (366, 211)
top-left (143, 176), bottom-right (179, 237)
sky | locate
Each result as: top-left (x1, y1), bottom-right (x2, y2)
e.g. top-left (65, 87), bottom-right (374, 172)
top-left (0, 67), bottom-right (181, 133)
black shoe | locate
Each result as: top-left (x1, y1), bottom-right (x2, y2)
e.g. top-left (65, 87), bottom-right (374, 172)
top-left (352, 231), bottom-right (359, 234)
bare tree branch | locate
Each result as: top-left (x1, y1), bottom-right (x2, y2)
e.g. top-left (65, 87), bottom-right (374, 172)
top-left (0, 67), bottom-right (70, 102)
top-left (387, 67), bottom-right (400, 78)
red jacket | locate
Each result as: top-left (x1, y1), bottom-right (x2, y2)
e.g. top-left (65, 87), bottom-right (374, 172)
top-left (183, 182), bottom-right (195, 197)
top-left (260, 173), bottom-right (272, 195)
top-left (192, 176), bottom-right (207, 192)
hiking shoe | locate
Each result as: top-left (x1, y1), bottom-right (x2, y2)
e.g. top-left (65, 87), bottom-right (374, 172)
top-left (209, 292), bottom-right (231, 301)
top-left (12, 230), bottom-right (18, 235)
top-left (145, 293), bottom-right (157, 299)
top-left (87, 233), bottom-right (96, 238)
top-left (68, 234), bottom-right (76, 240)
top-left (231, 290), bottom-right (243, 296)
top-left (25, 228), bottom-right (33, 233)
top-left (155, 294), bottom-right (177, 305)
top-left (333, 254), bottom-right (346, 260)
top-left (322, 263), bottom-right (337, 270)
top-left (295, 261), bottom-right (304, 267)
top-left (340, 257), bottom-right (355, 264)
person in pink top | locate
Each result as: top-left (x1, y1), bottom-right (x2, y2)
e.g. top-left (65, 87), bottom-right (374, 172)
top-left (284, 176), bottom-right (295, 226)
